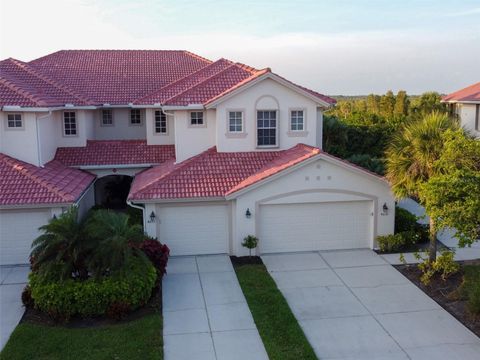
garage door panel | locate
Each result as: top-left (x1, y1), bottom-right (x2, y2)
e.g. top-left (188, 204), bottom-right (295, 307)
top-left (259, 201), bottom-right (372, 253)
top-left (158, 205), bottom-right (228, 256)
top-left (0, 210), bottom-right (50, 265)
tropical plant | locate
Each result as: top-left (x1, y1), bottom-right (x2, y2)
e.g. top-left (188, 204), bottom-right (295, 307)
top-left (85, 209), bottom-right (148, 277)
top-left (385, 111), bottom-right (458, 261)
top-left (242, 235), bottom-right (259, 258)
top-left (31, 207), bottom-right (90, 281)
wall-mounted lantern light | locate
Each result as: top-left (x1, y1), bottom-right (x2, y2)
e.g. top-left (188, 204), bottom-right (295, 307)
top-left (149, 211), bottom-right (156, 223)
top-left (245, 208), bottom-right (252, 219)
top-left (382, 203), bottom-right (389, 215)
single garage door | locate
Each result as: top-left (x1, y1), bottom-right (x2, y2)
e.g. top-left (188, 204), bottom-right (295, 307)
top-left (157, 204), bottom-right (229, 256)
top-left (0, 209), bottom-right (51, 265)
top-left (259, 201), bottom-right (372, 253)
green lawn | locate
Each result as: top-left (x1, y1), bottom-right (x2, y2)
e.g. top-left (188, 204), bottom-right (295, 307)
top-left (234, 263), bottom-right (317, 360)
top-left (0, 314), bottom-right (162, 360)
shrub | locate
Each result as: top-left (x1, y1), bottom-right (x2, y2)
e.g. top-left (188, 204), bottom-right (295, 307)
top-left (139, 238), bottom-right (170, 278)
top-left (377, 233), bottom-right (406, 252)
top-left (415, 250), bottom-right (459, 285)
top-left (242, 235), bottom-right (259, 257)
top-left (21, 286), bottom-right (34, 308)
top-left (395, 206), bottom-right (418, 233)
top-left (29, 257), bottom-right (156, 321)
top-left (85, 210), bottom-right (148, 277)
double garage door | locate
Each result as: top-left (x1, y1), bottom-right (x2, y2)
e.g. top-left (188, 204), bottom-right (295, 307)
top-left (259, 201), bottom-right (372, 253)
top-left (157, 201), bottom-right (372, 256)
top-left (0, 209), bottom-right (51, 265)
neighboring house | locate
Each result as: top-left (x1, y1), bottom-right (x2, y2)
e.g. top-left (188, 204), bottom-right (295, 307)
top-left (0, 50), bottom-right (394, 263)
top-left (442, 82), bottom-right (480, 138)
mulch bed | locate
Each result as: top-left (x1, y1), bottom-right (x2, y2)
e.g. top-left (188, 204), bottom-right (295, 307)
top-left (20, 283), bottom-right (162, 329)
top-left (395, 260), bottom-right (480, 337)
top-left (230, 256), bottom-right (263, 266)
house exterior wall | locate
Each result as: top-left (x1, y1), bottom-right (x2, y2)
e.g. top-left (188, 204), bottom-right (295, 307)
top-left (0, 111), bottom-right (40, 166)
top-left (458, 104), bottom-right (480, 138)
top-left (141, 157), bottom-right (394, 256)
top-left (215, 78), bottom-right (320, 153)
top-left (56, 110), bottom-right (90, 147)
top-left (145, 109), bottom-right (175, 145)
top-left (94, 109), bottom-right (146, 140)
top-left (233, 157), bottom-right (394, 256)
top-left (37, 111), bottom-right (59, 165)
top-left (76, 183), bottom-right (95, 219)
top-left (174, 109), bottom-right (216, 162)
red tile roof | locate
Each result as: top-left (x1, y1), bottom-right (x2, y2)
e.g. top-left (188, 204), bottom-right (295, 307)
top-left (54, 140), bottom-right (175, 167)
top-left (442, 82), bottom-right (480, 103)
top-left (0, 58), bottom-right (91, 107)
top-left (1, 50), bottom-right (335, 107)
top-left (0, 153), bottom-right (95, 206)
top-left (28, 50), bottom-right (212, 105)
top-left (128, 144), bottom-right (321, 201)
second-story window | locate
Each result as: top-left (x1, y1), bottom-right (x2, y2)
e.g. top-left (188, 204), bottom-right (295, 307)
top-left (257, 110), bottom-right (277, 147)
top-left (290, 110), bottom-right (304, 131)
top-left (130, 109), bottom-right (141, 125)
top-left (101, 109), bottom-right (113, 126)
top-left (190, 111), bottom-right (204, 126)
top-left (63, 111), bottom-right (77, 136)
top-left (6, 113), bottom-right (23, 128)
top-left (155, 110), bottom-right (167, 134)
top-left (228, 111), bottom-right (243, 132)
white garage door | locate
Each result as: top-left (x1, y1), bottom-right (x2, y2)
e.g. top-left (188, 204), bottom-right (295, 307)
top-left (157, 205), bottom-right (229, 256)
top-left (259, 201), bottom-right (372, 253)
top-left (0, 209), bottom-right (51, 265)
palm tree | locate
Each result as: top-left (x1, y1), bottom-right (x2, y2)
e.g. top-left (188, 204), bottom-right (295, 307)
top-left (31, 207), bottom-right (90, 280)
top-left (85, 209), bottom-right (147, 276)
top-left (385, 111), bottom-right (458, 261)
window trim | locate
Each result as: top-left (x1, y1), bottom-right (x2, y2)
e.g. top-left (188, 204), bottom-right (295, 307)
top-left (188, 111), bottom-right (206, 128)
top-left (256, 109), bottom-right (279, 148)
top-left (5, 113), bottom-right (24, 130)
top-left (154, 110), bottom-right (168, 135)
top-left (100, 109), bottom-right (114, 127)
top-left (129, 109), bottom-right (143, 126)
top-left (226, 109), bottom-right (247, 138)
top-left (63, 111), bottom-right (78, 137)
top-left (287, 108), bottom-right (308, 137)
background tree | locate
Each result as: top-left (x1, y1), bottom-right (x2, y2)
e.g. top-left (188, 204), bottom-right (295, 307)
top-left (385, 111), bottom-right (458, 261)
top-left (394, 90), bottom-right (409, 117)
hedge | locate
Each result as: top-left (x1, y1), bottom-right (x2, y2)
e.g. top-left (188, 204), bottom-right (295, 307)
top-left (29, 257), bottom-right (156, 320)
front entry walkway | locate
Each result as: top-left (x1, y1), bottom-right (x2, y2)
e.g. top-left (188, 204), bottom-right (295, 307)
top-left (0, 265), bottom-right (29, 350)
top-left (263, 250), bottom-right (480, 360)
top-left (162, 255), bottom-right (268, 360)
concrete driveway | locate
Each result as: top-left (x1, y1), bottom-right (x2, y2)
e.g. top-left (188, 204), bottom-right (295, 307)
top-left (0, 265), bottom-right (29, 350)
top-left (162, 255), bottom-right (268, 360)
top-left (263, 250), bottom-right (480, 360)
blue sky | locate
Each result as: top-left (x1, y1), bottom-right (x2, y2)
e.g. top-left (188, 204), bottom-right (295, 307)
top-left (1, 0), bottom-right (479, 94)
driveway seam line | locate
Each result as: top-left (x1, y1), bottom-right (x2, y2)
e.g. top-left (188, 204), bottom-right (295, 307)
top-left (195, 256), bottom-right (218, 360)
top-left (318, 252), bottom-right (413, 360)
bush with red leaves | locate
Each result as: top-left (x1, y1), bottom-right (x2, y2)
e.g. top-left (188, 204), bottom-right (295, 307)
top-left (140, 238), bottom-right (170, 278)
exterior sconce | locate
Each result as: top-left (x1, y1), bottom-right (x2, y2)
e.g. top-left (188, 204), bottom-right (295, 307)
top-left (149, 211), bottom-right (156, 223)
top-left (382, 203), bottom-right (389, 215)
top-left (245, 208), bottom-right (252, 219)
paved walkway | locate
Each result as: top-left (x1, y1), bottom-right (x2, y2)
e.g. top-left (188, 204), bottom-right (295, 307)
top-left (0, 265), bottom-right (29, 350)
top-left (162, 255), bottom-right (268, 360)
top-left (263, 250), bottom-right (480, 360)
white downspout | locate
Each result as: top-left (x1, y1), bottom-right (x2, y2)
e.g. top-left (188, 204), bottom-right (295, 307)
top-left (126, 200), bottom-right (146, 230)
